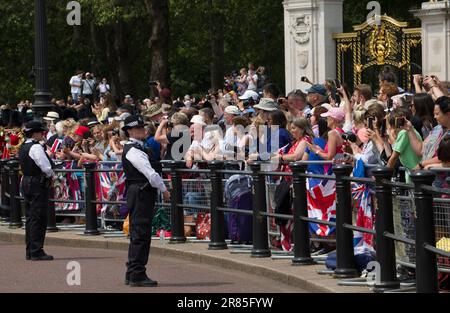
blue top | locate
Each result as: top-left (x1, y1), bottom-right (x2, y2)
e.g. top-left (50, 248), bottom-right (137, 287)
top-left (267, 128), bottom-right (292, 152)
top-left (145, 136), bottom-right (161, 161)
top-left (305, 137), bottom-right (328, 174)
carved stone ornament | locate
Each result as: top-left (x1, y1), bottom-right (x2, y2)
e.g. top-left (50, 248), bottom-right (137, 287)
top-left (297, 50), bottom-right (309, 69)
top-left (290, 14), bottom-right (312, 45)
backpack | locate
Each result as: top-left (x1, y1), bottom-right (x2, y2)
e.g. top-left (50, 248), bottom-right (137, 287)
top-left (225, 175), bottom-right (253, 243)
top-left (325, 251), bottom-right (376, 273)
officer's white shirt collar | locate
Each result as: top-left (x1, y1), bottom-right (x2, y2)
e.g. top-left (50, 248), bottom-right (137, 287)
top-left (128, 137), bottom-right (144, 147)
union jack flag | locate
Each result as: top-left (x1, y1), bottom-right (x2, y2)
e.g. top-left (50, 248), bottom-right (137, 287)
top-left (352, 159), bottom-right (375, 254)
top-left (54, 161), bottom-right (82, 211)
top-left (96, 163), bottom-right (126, 216)
top-left (306, 177), bottom-right (337, 236)
top-left (50, 138), bottom-right (63, 154)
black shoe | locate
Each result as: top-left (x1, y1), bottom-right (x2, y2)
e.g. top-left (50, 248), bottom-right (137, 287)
top-left (31, 254), bottom-right (54, 261)
top-left (129, 277), bottom-right (158, 287)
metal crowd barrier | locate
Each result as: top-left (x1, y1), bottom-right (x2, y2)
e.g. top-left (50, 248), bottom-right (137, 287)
top-left (1, 157), bottom-right (449, 293)
top-left (162, 160), bottom-right (450, 293)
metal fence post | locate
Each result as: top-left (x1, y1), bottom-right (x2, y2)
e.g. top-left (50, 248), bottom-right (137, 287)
top-left (249, 161), bottom-right (271, 258)
top-left (8, 160), bottom-right (23, 229)
top-left (333, 164), bottom-right (358, 278)
top-left (290, 162), bottom-right (314, 265)
top-left (208, 161), bottom-right (227, 250)
top-left (46, 185), bottom-right (58, 233)
top-left (411, 170), bottom-right (438, 293)
top-left (0, 159), bottom-right (10, 221)
top-left (83, 163), bottom-right (100, 235)
top-left (167, 161), bottom-right (186, 243)
top-left (372, 167), bottom-right (399, 292)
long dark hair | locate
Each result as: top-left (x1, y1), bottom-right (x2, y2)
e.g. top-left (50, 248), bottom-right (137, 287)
top-left (413, 93), bottom-right (437, 129)
top-left (269, 110), bottom-right (287, 129)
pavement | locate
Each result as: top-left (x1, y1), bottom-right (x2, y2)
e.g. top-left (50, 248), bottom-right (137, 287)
top-left (0, 224), bottom-right (370, 293)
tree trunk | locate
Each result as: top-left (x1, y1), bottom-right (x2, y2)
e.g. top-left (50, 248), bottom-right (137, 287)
top-left (145, 0), bottom-right (170, 88)
top-left (113, 20), bottom-right (134, 97)
top-left (208, 0), bottom-right (226, 92)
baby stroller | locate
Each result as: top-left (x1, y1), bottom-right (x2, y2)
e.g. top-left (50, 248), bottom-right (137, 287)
top-left (224, 175), bottom-right (253, 244)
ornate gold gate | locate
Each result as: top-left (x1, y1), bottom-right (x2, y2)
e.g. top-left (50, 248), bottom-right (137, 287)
top-left (333, 15), bottom-right (422, 91)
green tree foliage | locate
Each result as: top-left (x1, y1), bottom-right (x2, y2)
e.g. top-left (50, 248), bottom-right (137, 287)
top-left (0, 0), bottom-right (424, 104)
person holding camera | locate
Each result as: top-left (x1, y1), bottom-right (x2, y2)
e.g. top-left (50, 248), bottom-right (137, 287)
top-left (386, 108), bottom-right (422, 182)
top-left (19, 121), bottom-right (55, 261)
top-left (122, 115), bottom-right (171, 287)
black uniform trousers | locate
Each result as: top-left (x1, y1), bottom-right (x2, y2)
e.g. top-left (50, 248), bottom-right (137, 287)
top-left (22, 176), bottom-right (50, 257)
top-left (126, 183), bottom-right (157, 282)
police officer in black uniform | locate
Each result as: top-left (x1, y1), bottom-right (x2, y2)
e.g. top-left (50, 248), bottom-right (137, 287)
top-left (19, 121), bottom-right (55, 261)
top-left (122, 115), bottom-right (171, 287)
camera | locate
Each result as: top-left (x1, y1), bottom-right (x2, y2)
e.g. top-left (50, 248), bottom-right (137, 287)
top-left (367, 117), bottom-right (374, 130)
top-left (167, 122), bottom-right (174, 129)
top-left (341, 132), bottom-right (357, 143)
top-left (395, 117), bottom-right (406, 128)
top-left (380, 119), bottom-right (387, 137)
top-left (334, 79), bottom-right (341, 89)
top-left (83, 131), bottom-right (92, 140)
top-left (301, 76), bottom-right (308, 82)
top-left (112, 129), bottom-right (119, 136)
top-left (149, 81), bottom-right (158, 86)
top-left (387, 98), bottom-right (394, 111)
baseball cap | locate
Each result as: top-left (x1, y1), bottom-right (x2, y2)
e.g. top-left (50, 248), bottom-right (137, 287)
top-left (224, 106), bottom-right (241, 116)
top-left (239, 90), bottom-right (259, 101)
top-left (320, 107), bottom-right (345, 122)
top-left (307, 84), bottom-right (328, 97)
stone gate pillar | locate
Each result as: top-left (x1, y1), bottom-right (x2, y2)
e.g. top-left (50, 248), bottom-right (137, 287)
top-left (284, 0), bottom-right (344, 94)
top-left (414, 1), bottom-right (450, 81)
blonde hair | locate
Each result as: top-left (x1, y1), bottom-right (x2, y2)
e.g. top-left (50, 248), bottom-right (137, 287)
top-left (170, 112), bottom-right (189, 126)
top-left (353, 103), bottom-right (367, 125)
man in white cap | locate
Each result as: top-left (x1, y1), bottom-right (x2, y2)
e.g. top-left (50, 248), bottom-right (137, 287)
top-left (43, 112), bottom-right (60, 140)
top-left (219, 106), bottom-right (241, 158)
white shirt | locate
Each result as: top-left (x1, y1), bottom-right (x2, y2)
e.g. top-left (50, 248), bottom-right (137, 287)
top-left (99, 83), bottom-right (110, 94)
top-left (219, 126), bottom-right (236, 155)
top-left (246, 73), bottom-right (258, 91)
top-left (26, 139), bottom-right (54, 178)
top-left (69, 75), bottom-right (82, 94)
top-left (83, 79), bottom-right (96, 95)
top-left (125, 138), bottom-right (167, 193)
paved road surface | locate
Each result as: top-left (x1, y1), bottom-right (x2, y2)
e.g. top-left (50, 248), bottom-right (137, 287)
top-left (0, 242), bottom-right (306, 293)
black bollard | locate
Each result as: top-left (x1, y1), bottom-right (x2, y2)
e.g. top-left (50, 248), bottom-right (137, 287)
top-left (372, 167), bottom-right (399, 292)
top-left (46, 185), bottom-right (58, 233)
top-left (333, 164), bottom-right (358, 278)
top-left (8, 160), bottom-right (23, 229)
top-left (249, 161), bottom-right (271, 258)
top-left (83, 163), bottom-right (100, 235)
top-left (411, 170), bottom-right (438, 293)
top-left (0, 159), bottom-right (10, 221)
top-left (208, 161), bottom-right (227, 250)
top-left (167, 161), bottom-right (186, 243)
top-left (291, 162), bottom-right (314, 265)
